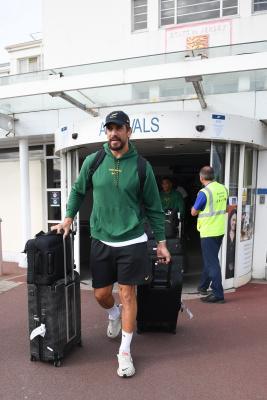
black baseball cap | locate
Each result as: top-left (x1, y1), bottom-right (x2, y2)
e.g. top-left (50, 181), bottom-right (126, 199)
top-left (104, 110), bottom-right (130, 127)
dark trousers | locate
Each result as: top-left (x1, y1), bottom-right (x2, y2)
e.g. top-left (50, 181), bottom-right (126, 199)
top-left (199, 235), bottom-right (224, 299)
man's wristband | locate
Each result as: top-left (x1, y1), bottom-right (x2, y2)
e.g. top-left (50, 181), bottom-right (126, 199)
top-left (157, 240), bottom-right (166, 244)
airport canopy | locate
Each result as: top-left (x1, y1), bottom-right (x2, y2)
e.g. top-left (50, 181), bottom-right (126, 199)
top-left (0, 41), bottom-right (267, 116)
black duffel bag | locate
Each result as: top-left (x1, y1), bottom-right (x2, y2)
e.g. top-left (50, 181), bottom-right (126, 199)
top-left (164, 209), bottom-right (179, 239)
top-left (144, 209), bottom-right (179, 240)
top-left (24, 231), bottom-right (73, 285)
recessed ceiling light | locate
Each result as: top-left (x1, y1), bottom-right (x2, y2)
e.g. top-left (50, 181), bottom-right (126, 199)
top-left (164, 145), bottom-right (174, 149)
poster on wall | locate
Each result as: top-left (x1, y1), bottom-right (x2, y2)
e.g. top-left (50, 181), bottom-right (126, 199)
top-left (211, 114), bottom-right (226, 138)
top-left (225, 204), bottom-right (237, 279)
top-left (165, 19), bottom-right (232, 53)
top-left (241, 204), bottom-right (253, 242)
top-left (237, 189), bottom-right (255, 277)
top-left (49, 191), bottom-right (61, 208)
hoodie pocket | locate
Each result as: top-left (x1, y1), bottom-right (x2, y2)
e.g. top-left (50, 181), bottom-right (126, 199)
top-left (91, 206), bottom-right (140, 237)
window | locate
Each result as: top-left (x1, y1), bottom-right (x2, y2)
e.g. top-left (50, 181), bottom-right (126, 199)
top-left (45, 144), bottom-right (62, 226)
top-left (18, 56), bottom-right (40, 74)
top-left (253, 0), bottom-right (267, 12)
top-left (160, 0), bottom-right (238, 26)
top-left (132, 0), bottom-right (147, 31)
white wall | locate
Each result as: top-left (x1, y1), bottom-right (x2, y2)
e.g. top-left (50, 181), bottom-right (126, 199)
top-left (253, 150), bottom-right (267, 279)
top-left (43, 0), bottom-right (267, 69)
top-left (0, 159), bottom-right (43, 262)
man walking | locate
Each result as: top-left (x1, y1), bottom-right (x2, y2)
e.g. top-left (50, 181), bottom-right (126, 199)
top-left (191, 166), bottom-right (228, 303)
top-left (52, 110), bottom-right (170, 377)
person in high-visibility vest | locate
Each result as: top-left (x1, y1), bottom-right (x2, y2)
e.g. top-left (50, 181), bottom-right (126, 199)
top-left (191, 166), bottom-right (228, 303)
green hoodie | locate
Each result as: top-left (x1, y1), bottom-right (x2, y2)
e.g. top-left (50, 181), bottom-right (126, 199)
top-left (66, 142), bottom-right (165, 242)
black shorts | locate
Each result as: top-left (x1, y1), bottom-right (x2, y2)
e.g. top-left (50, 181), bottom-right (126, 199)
top-left (90, 239), bottom-right (151, 289)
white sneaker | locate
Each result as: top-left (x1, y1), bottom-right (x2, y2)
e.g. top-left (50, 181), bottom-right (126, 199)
top-left (107, 304), bottom-right (122, 339)
top-left (117, 353), bottom-right (136, 378)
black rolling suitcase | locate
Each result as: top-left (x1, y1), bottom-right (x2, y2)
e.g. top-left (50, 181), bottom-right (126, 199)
top-left (25, 231), bottom-right (73, 285)
top-left (147, 238), bottom-right (183, 256)
top-left (166, 238), bottom-right (183, 255)
top-left (137, 256), bottom-right (183, 334)
top-left (27, 233), bottom-right (81, 367)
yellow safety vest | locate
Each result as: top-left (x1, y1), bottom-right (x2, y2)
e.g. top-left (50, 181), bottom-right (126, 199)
top-left (197, 181), bottom-right (228, 238)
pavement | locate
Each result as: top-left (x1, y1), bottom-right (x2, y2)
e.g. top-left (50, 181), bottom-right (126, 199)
top-left (1, 262), bottom-right (267, 400)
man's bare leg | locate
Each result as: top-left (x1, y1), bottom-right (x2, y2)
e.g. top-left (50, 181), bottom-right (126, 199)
top-left (117, 284), bottom-right (136, 377)
top-left (118, 284), bottom-right (136, 333)
top-left (94, 285), bottom-right (114, 309)
top-left (94, 285), bottom-right (122, 339)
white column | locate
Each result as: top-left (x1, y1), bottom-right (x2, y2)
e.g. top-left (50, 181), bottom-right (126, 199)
top-left (252, 150), bottom-right (267, 279)
top-left (19, 139), bottom-right (31, 267)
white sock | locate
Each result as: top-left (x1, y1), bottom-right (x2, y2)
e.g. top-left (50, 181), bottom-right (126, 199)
top-left (107, 304), bottom-right (120, 320)
top-left (119, 330), bottom-right (133, 355)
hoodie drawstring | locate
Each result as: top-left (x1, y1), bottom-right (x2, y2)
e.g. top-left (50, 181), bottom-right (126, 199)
top-left (113, 158), bottom-right (120, 188)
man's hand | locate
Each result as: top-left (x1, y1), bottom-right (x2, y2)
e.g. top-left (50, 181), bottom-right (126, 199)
top-left (51, 217), bottom-right (73, 238)
top-left (191, 207), bottom-right (199, 217)
top-left (157, 241), bottom-right (171, 264)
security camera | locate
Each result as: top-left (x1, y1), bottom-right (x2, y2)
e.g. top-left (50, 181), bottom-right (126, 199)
top-left (195, 125), bottom-right (205, 132)
top-left (72, 133), bottom-right (78, 140)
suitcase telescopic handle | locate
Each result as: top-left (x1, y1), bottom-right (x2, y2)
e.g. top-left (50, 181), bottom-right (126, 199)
top-left (63, 232), bottom-right (75, 285)
top-left (62, 232), bottom-right (77, 344)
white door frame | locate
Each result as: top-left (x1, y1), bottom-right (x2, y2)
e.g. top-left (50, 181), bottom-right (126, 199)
top-left (63, 150), bottom-right (80, 273)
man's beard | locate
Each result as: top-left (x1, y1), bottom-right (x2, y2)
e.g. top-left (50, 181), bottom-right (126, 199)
top-left (108, 136), bottom-right (126, 151)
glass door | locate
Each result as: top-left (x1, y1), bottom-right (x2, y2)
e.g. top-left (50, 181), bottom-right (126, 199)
top-left (224, 144), bottom-right (239, 288)
top-left (210, 141), bottom-right (227, 286)
top-left (234, 146), bottom-right (257, 287)
top-left (210, 142), bottom-right (226, 184)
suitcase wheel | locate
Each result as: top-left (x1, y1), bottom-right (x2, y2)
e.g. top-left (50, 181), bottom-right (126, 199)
top-left (30, 355), bottom-right (37, 362)
top-left (53, 360), bottom-right (61, 367)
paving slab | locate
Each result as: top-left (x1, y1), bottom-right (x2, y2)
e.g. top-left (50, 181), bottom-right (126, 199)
top-left (0, 280), bottom-right (23, 294)
top-left (0, 282), bottom-right (267, 400)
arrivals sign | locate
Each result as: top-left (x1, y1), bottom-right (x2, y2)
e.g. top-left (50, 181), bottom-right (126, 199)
top-left (98, 117), bottom-right (160, 136)
top-left (165, 20), bottom-right (232, 53)
top-left (55, 111), bottom-right (264, 154)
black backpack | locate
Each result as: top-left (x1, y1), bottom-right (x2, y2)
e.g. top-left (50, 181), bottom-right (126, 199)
top-left (86, 148), bottom-right (147, 193)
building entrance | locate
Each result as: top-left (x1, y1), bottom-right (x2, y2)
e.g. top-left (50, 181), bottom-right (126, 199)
top-left (56, 110), bottom-right (264, 290)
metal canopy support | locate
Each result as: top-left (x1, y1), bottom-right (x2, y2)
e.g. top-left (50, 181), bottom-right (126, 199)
top-left (49, 91), bottom-right (99, 117)
top-left (185, 75), bottom-right (207, 109)
top-left (0, 112), bottom-right (15, 134)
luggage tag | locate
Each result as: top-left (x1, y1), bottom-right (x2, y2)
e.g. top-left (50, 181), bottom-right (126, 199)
top-left (30, 323), bottom-right (46, 340)
top-left (181, 302), bottom-right (194, 320)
